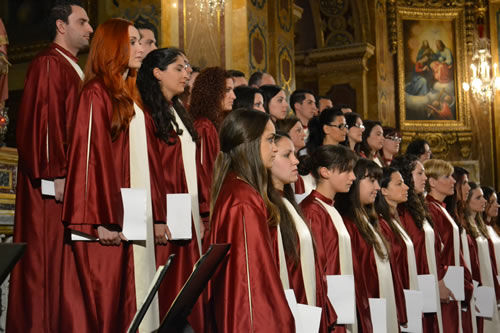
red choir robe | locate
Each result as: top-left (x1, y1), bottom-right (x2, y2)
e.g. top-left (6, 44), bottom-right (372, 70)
top-left (271, 194), bottom-right (337, 333)
top-left (194, 117), bottom-right (219, 228)
top-left (379, 218), bottom-right (409, 326)
top-left (61, 78), bottom-right (166, 332)
top-left (302, 190), bottom-right (356, 333)
top-left (462, 230), bottom-right (482, 333)
top-left (343, 215), bottom-right (400, 333)
top-left (426, 195), bottom-right (475, 333)
top-left (7, 43), bottom-right (82, 333)
top-left (154, 114), bottom-right (204, 332)
top-left (399, 208), bottom-right (443, 332)
top-left (204, 172), bottom-right (295, 332)
top-left (294, 175), bottom-right (306, 194)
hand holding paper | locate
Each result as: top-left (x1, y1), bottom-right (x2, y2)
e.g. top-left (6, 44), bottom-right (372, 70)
top-left (443, 266), bottom-right (464, 301)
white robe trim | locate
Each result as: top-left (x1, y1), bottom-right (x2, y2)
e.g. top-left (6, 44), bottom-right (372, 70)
top-left (366, 219), bottom-right (399, 333)
top-left (171, 106), bottom-right (202, 254)
top-left (129, 103), bottom-right (160, 331)
top-left (283, 198), bottom-right (316, 306)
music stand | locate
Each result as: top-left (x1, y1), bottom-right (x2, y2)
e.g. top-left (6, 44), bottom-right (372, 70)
top-left (155, 243), bottom-right (231, 333)
top-left (0, 243), bottom-right (26, 285)
top-left (127, 254), bottom-right (175, 333)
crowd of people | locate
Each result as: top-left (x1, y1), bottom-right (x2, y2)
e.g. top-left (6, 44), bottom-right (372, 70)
top-left (7, 1), bottom-right (500, 333)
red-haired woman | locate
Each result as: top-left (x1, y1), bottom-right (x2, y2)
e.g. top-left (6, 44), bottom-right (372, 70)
top-left (189, 67), bottom-right (235, 225)
top-left (62, 19), bottom-right (165, 332)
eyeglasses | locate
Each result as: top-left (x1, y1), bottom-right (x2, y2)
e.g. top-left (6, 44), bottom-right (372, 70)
top-left (326, 123), bottom-right (349, 130)
top-left (385, 136), bottom-right (402, 143)
top-left (352, 123), bottom-right (365, 129)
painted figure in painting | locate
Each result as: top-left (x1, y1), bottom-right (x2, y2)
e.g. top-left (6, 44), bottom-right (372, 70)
top-left (404, 21), bottom-right (457, 121)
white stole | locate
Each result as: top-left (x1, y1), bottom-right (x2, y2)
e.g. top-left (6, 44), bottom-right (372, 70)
top-left (171, 106), bottom-right (202, 254)
top-left (393, 219), bottom-right (419, 291)
top-left (366, 220), bottom-right (399, 333)
top-left (460, 227), bottom-right (477, 333)
top-left (129, 103), bottom-right (160, 331)
top-left (373, 156), bottom-right (383, 167)
top-left (316, 198), bottom-right (358, 333)
top-left (436, 204), bottom-right (463, 333)
top-left (283, 198), bottom-right (316, 306)
top-left (422, 220), bottom-right (443, 333)
top-left (474, 225), bottom-right (500, 331)
top-left (55, 48), bottom-right (84, 80)
top-left (486, 225), bottom-right (500, 273)
top-left (277, 224), bottom-right (290, 289)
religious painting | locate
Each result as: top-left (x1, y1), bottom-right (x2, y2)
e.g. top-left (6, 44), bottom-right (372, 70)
top-left (397, 7), bottom-right (470, 131)
top-left (0, 0), bottom-right (96, 64)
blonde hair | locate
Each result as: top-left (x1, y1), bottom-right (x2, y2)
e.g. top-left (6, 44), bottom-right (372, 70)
top-left (423, 159), bottom-right (454, 193)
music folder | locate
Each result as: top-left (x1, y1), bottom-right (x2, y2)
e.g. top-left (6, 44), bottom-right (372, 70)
top-left (0, 243), bottom-right (26, 285)
top-left (154, 243), bottom-right (231, 333)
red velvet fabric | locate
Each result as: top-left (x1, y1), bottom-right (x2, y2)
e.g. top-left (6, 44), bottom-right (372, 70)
top-left (204, 173), bottom-right (295, 332)
top-left (194, 117), bottom-right (219, 218)
top-left (60, 78), bottom-right (146, 332)
top-left (426, 195), bottom-right (474, 333)
top-left (7, 43), bottom-right (81, 333)
top-left (153, 121), bottom-right (204, 331)
top-left (379, 218), bottom-right (409, 326)
top-left (398, 208), bottom-right (441, 332)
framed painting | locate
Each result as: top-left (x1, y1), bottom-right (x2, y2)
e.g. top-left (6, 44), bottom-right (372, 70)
top-left (0, 0), bottom-right (97, 64)
top-left (397, 6), bottom-right (470, 131)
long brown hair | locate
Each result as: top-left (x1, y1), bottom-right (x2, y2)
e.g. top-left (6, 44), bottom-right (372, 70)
top-left (83, 18), bottom-right (141, 140)
top-left (335, 158), bottom-right (389, 259)
top-left (465, 182), bottom-right (489, 239)
top-left (210, 108), bottom-right (279, 225)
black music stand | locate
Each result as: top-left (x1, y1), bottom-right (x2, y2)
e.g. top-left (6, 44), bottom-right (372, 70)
top-left (154, 243), bottom-right (231, 333)
top-left (127, 254), bottom-right (176, 333)
top-left (0, 243), bottom-right (26, 285)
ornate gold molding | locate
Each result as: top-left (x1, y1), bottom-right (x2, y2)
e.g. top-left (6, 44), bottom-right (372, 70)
top-left (401, 130), bottom-right (472, 159)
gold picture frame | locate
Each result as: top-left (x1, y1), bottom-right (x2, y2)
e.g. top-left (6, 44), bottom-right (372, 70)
top-left (397, 6), bottom-right (470, 132)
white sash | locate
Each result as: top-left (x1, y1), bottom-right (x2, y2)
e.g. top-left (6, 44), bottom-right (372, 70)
top-left (301, 173), bottom-right (316, 196)
top-left (283, 198), bottom-right (316, 306)
top-left (366, 221), bottom-right (399, 333)
top-left (486, 226), bottom-right (500, 273)
top-left (129, 103), bottom-right (159, 331)
top-left (277, 224), bottom-right (290, 290)
top-left (422, 219), bottom-right (443, 332)
top-left (55, 48), bottom-right (84, 80)
top-left (171, 106), bottom-right (201, 254)
top-left (437, 205), bottom-right (460, 266)
top-left (317, 198), bottom-right (357, 333)
top-left (393, 220), bottom-right (419, 291)
top-left (460, 229), bottom-right (472, 272)
top-left (436, 204), bottom-right (463, 333)
top-left (475, 229), bottom-right (500, 331)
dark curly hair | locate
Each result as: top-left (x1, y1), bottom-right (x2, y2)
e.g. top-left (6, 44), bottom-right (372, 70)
top-left (190, 67), bottom-right (230, 129)
top-left (137, 47), bottom-right (198, 144)
top-left (391, 154), bottom-right (433, 229)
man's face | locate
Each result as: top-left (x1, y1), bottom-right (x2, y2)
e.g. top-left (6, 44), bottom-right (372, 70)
top-left (233, 76), bottom-right (248, 87)
top-left (318, 98), bottom-right (333, 113)
top-left (64, 5), bottom-right (93, 51)
top-left (139, 28), bottom-right (157, 56)
top-left (260, 73), bottom-right (276, 86)
top-left (295, 93), bottom-right (317, 121)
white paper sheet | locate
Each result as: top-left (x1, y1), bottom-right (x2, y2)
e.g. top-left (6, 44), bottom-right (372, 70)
top-left (417, 274), bottom-right (438, 313)
top-left (296, 304), bottom-right (322, 333)
top-left (475, 286), bottom-right (495, 318)
top-left (326, 274), bottom-right (355, 324)
top-left (166, 193), bottom-right (192, 240)
top-left (369, 298), bottom-right (387, 333)
top-left (71, 188), bottom-right (147, 241)
top-left (285, 289), bottom-right (304, 333)
top-left (41, 179), bottom-right (55, 196)
top-left (443, 266), bottom-right (465, 301)
top-left (401, 290), bottom-right (424, 333)
top-left (121, 188), bottom-right (147, 240)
